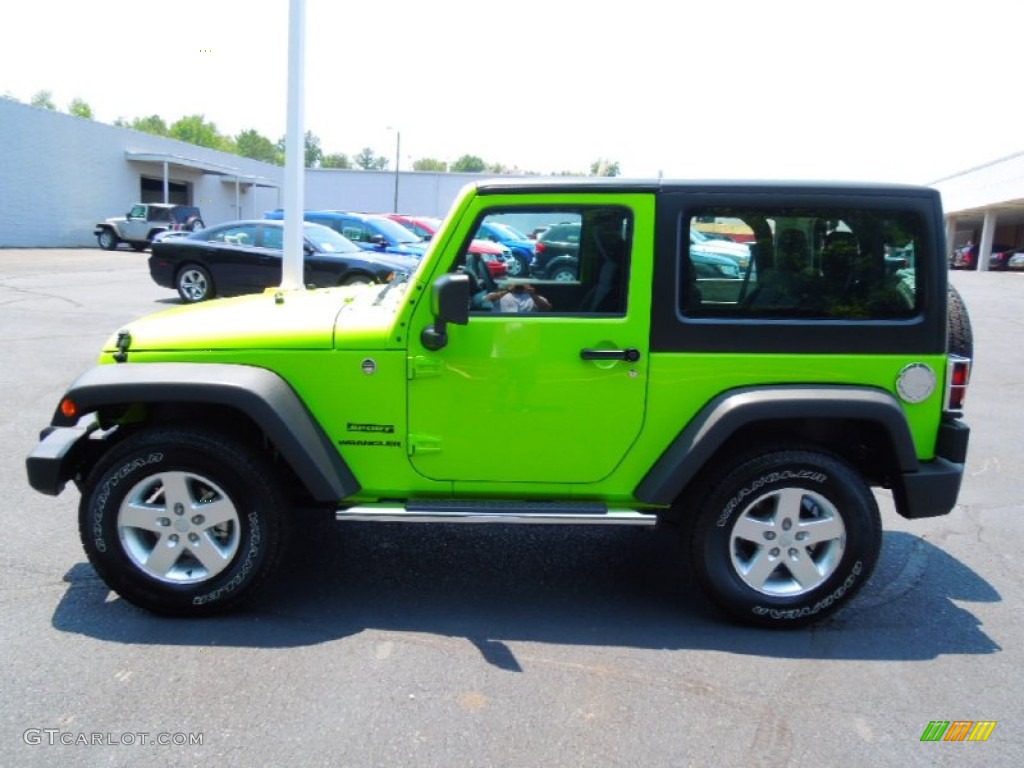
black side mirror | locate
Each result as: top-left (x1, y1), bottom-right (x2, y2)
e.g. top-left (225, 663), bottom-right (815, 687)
top-left (421, 273), bottom-right (470, 351)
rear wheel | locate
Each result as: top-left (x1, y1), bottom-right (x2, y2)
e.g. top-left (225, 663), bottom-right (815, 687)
top-left (177, 264), bottom-right (213, 302)
top-left (505, 253), bottom-right (528, 277)
top-left (551, 265), bottom-right (576, 282)
top-left (78, 428), bottom-right (286, 616)
top-left (690, 447), bottom-right (881, 627)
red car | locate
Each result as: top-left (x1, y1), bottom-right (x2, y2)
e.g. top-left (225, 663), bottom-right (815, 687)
top-left (387, 214), bottom-right (508, 277)
top-left (951, 242), bottom-right (1016, 270)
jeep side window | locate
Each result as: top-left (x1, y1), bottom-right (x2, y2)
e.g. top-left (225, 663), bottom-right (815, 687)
top-left (681, 209), bottom-right (921, 319)
top-left (460, 207), bottom-right (632, 315)
top-left (129, 205), bottom-right (146, 219)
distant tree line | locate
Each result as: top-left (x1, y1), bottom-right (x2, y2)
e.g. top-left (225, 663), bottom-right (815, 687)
top-left (3, 89), bottom-right (619, 177)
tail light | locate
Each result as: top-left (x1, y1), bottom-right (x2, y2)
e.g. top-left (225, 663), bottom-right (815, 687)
top-left (945, 356), bottom-right (971, 411)
top-left (535, 242), bottom-right (547, 254)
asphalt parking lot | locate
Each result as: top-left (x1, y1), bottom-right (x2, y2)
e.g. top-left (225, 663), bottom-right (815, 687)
top-left (1, 250), bottom-right (1021, 767)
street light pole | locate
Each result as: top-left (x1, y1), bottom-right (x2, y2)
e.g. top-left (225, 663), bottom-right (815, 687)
top-left (393, 129), bottom-right (401, 213)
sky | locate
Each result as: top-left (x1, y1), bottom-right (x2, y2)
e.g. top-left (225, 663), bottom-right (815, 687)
top-left (4, 0), bottom-right (1024, 184)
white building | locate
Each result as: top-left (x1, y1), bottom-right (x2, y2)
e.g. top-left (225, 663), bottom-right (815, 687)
top-left (0, 99), bottom-right (487, 248)
top-left (4, 96), bottom-right (1024, 264)
top-left (932, 153), bottom-right (1024, 270)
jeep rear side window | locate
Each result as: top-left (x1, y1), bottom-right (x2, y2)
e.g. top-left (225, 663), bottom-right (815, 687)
top-left (680, 209), bottom-right (921, 320)
top-left (460, 207), bottom-right (633, 315)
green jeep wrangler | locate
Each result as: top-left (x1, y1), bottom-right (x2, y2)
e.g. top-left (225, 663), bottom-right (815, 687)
top-left (27, 179), bottom-right (972, 627)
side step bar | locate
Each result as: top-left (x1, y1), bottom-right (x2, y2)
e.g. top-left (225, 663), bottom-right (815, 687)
top-left (336, 500), bottom-right (659, 526)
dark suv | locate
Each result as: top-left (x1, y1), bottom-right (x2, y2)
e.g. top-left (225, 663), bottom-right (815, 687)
top-left (531, 221), bottom-right (581, 280)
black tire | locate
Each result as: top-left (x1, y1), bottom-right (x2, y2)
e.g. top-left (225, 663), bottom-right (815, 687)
top-left (189, 218), bottom-right (205, 232)
top-left (97, 229), bottom-right (119, 251)
top-left (505, 253), bottom-right (528, 277)
top-left (341, 273), bottom-right (372, 286)
top-left (551, 265), bottom-right (576, 282)
top-left (177, 264), bottom-right (214, 302)
top-left (78, 428), bottom-right (286, 616)
top-left (948, 284), bottom-right (973, 359)
top-left (690, 448), bottom-right (881, 628)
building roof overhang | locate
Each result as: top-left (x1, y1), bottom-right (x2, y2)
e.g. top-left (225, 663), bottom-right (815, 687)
top-left (125, 151), bottom-right (279, 188)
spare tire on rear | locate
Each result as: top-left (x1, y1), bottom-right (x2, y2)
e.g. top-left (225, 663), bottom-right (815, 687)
top-left (948, 284), bottom-right (973, 359)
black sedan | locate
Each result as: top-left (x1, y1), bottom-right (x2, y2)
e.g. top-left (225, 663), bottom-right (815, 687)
top-left (149, 220), bottom-right (418, 303)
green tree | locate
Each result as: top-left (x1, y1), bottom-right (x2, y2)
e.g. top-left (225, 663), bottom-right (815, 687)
top-left (451, 154), bottom-right (486, 173)
top-left (68, 98), bottom-right (93, 119)
top-left (486, 162), bottom-right (509, 174)
top-left (2, 91), bottom-right (20, 102)
top-left (304, 130), bottom-right (323, 168)
top-left (30, 90), bottom-right (56, 110)
top-left (321, 152), bottom-right (352, 169)
top-left (590, 159), bottom-right (621, 177)
top-left (131, 114), bottom-right (170, 136)
top-left (169, 114), bottom-right (231, 150)
top-left (354, 147), bottom-right (388, 170)
top-left (236, 128), bottom-right (281, 164)
top-left (413, 157), bottom-right (448, 172)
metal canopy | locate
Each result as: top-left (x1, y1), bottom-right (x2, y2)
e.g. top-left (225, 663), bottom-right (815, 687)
top-left (125, 151), bottom-right (279, 187)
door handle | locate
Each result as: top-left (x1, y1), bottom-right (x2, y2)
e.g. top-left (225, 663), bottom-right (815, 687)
top-left (580, 348), bottom-right (641, 362)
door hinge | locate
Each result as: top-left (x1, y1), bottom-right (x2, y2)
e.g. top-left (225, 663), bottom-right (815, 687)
top-left (408, 355), bottom-right (442, 380)
top-left (408, 434), bottom-right (442, 456)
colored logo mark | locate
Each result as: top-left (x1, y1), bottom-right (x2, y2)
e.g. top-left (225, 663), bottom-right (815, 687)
top-left (920, 720), bottom-right (997, 742)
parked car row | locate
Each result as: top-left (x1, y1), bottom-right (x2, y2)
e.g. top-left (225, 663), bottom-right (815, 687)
top-left (136, 203), bottom-right (750, 304)
top-left (950, 241), bottom-right (1024, 270)
top-left (148, 220), bottom-right (417, 303)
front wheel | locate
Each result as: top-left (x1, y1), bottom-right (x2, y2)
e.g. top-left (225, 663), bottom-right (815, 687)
top-left (78, 428), bottom-right (286, 616)
top-left (341, 273), bottom-right (372, 286)
top-left (97, 229), bottom-right (119, 250)
top-left (177, 264), bottom-right (213, 302)
top-left (689, 448), bottom-right (881, 627)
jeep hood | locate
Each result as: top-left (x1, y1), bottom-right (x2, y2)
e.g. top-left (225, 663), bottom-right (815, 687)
top-left (102, 286), bottom-right (400, 354)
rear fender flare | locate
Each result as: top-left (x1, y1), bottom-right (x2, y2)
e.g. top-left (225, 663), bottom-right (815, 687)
top-left (635, 385), bottom-right (919, 505)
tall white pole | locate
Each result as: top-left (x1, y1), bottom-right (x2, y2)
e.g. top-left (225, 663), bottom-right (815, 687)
top-left (280, 0), bottom-right (306, 291)
top-left (393, 130), bottom-right (400, 213)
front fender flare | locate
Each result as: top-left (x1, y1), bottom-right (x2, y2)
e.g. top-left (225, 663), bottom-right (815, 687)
top-left (50, 363), bottom-right (360, 503)
top-left (634, 385), bottom-right (919, 506)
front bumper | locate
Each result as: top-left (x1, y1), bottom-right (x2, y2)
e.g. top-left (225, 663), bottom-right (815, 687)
top-left (25, 420), bottom-right (97, 496)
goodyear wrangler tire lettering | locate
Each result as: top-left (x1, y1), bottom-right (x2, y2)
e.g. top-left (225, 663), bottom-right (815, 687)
top-left (691, 448), bottom-right (881, 628)
top-left (78, 428), bottom-right (284, 616)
